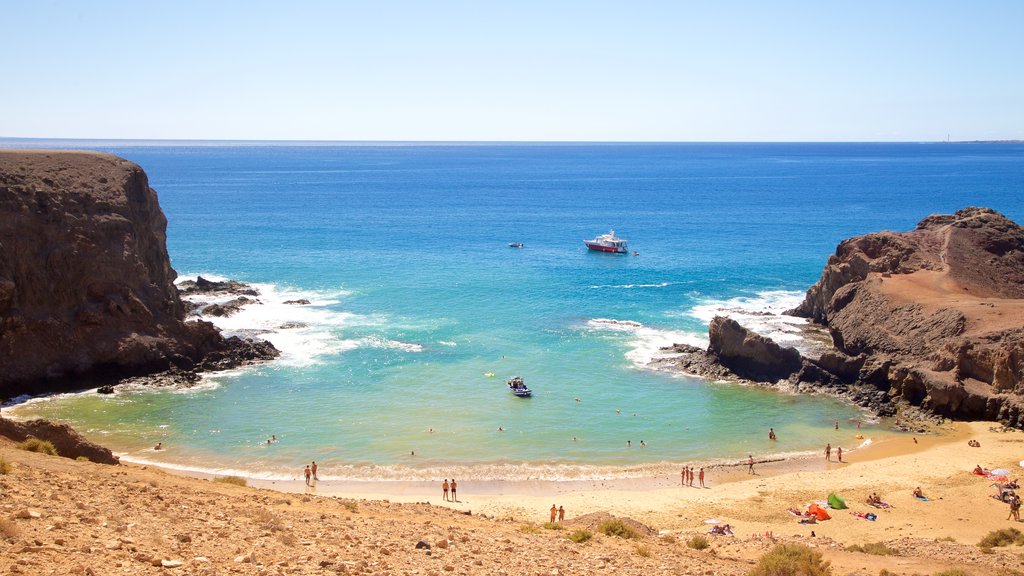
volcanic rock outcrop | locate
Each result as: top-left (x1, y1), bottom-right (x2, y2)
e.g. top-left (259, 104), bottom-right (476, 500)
top-left (788, 207), bottom-right (1024, 427)
top-left (0, 151), bottom-right (277, 399)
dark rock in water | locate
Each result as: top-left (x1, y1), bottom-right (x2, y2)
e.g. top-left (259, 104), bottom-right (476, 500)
top-left (97, 385), bottom-right (115, 395)
top-left (708, 316), bottom-right (802, 381)
top-left (195, 336), bottom-right (280, 372)
top-left (0, 416), bottom-right (119, 464)
top-left (279, 321), bottom-right (308, 330)
top-left (201, 296), bottom-right (255, 318)
top-left (178, 276), bottom-right (259, 297)
top-left (283, 299), bottom-right (310, 305)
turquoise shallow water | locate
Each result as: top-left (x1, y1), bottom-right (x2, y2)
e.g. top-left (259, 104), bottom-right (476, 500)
top-left (4, 141), bottom-right (1023, 480)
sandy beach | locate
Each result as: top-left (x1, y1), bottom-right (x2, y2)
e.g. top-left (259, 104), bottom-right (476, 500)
top-left (3, 420), bottom-right (1022, 575)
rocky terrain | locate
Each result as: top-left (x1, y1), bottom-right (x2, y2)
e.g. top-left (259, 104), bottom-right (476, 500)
top-left (657, 208), bottom-right (1024, 428)
top-left (0, 151), bottom-right (277, 400)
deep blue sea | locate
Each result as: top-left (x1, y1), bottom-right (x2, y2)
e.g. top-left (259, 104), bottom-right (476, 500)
top-left (6, 141), bottom-right (1024, 481)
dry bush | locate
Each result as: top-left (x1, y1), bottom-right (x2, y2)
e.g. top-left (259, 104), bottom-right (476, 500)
top-left (635, 544), bottom-right (651, 557)
top-left (252, 509), bottom-right (286, 532)
top-left (543, 521), bottom-right (564, 530)
top-left (845, 542), bottom-right (897, 556)
top-left (213, 476), bottom-right (248, 487)
top-left (687, 535), bottom-right (710, 550)
top-left (518, 524), bottom-right (541, 534)
top-left (568, 529), bottom-right (592, 543)
top-left (16, 437), bottom-right (57, 456)
top-left (597, 519), bottom-right (640, 539)
top-left (750, 543), bottom-right (832, 576)
top-left (0, 457), bottom-right (12, 474)
top-left (978, 528), bottom-right (1024, 548)
top-left (934, 570), bottom-right (971, 576)
top-left (75, 456), bottom-right (90, 462)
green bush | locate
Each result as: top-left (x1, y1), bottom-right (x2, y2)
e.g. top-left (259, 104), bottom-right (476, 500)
top-left (213, 475), bottom-right (248, 487)
top-left (0, 457), bottom-right (11, 474)
top-left (518, 524), bottom-right (541, 534)
top-left (845, 542), bottom-right (897, 556)
top-left (543, 521), bottom-right (564, 530)
top-left (16, 437), bottom-right (57, 456)
top-left (75, 455), bottom-right (90, 462)
top-left (687, 535), bottom-right (710, 550)
top-left (568, 529), bottom-right (592, 543)
top-left (978, 528), bottom-right (1024, 548)
top-left (597, 519), bottom-right (640, 539)
top-left (933, 570), bottom-right (971, 576)
top-left (749, 543), bottom-right (832, 576)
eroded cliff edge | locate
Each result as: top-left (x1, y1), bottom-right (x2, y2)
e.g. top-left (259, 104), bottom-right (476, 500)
top-left (789, 207), bottom-right (1024, 426)
top-left (656, 208), bottom-right (1024, 428)
top-left (0, 150), bottom-right (275, 399)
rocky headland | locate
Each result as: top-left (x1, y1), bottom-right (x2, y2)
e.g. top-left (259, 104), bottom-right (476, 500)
top-left (0, 151), bottom-right (278, 402)
top-left (657, 208), bottom-right (1024, 429)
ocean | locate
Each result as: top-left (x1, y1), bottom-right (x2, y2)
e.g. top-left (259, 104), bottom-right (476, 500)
top-left (5, 141), bottom-right (1024, 481)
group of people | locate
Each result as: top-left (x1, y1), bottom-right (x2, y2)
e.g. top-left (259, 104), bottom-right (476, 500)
top-left (303, 461), bottom-right (319, 486)
top-left (442, 478), bottom-right (458, 501)
top-left (681, 465), bottom-right (705, 487)
top-left (549, 504), bottom-right (565, 523)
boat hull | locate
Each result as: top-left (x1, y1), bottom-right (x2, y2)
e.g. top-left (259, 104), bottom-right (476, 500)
top-left (585, 243), bottom-right (628, 254)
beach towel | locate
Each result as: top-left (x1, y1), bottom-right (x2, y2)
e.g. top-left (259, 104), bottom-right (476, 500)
top-left (992, 468), bottom-right (1011, 476)
top-left (868, 501), bottom-right (892, 509)
top-left (827, 493), bottom-right (848, 510)
top-left (915, 495), bottom-right (929, 501)
top-left (851, 512), bottom-right (877, 521)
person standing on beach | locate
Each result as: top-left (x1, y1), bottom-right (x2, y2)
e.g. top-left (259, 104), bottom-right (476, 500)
top-left (747, 455), bottom-right (754, 475)
top-left (699, 467), bottom-right (705, 488)
top-left (1007, 492), bottom-right (1020, 521)
top-left (450, 479), bottom-right (457, 501)
top-left (311, 461), bottom-right (319, 482)
top-left (442, 479), bottom-right (450, 501)
top-left (837, 447), bottom-right (843, 462)
top-left (558, 506), bottom-right (565, 522)
top-left (825, 443), bottom-right (832, 462)
top-left (550, 504), bottom-right (557, 523)
top-left (303, 465), bottom-right (311, 486)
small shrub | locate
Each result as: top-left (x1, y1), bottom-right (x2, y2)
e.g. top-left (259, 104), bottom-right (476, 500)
top-left (687, 535), bottom-right (710, 550)
top-left (660, 534), bottom-right (678, 544)
top-left (568, 529), bottom-right (593, 543)
top-left (934, 570), bottom-right (971, 576)
top-left (750, 543), bottom-right (832, 576)
top-left (978, 528), bottom-right (1024, 548)
top-left (0, 518), bottom-right (20, 540)
top-left (543, 521), bottom-right (564, 530)
top-left (635, 544), bottom-right (651, 557)
top-left (0, 457), bottom-right (11, 474)
top-left (519, 524), bottom-right (541, 534)
top-left (597, 519), bottom-right (640, 539)
top-left (938, 536), bottom-right (956, 542)
top-left (252, 509), bottom-right (285, 532)
top-left (75, 456), bottom-right (90, 462)
top-left (213, 475), bottom-right (247, 487)
top-left (845, 542), bottom-right (897, 556)
top-left (342, 501), bottom-right (358, 513)
top-left (878, 570), bottom-right (895, 576)
top-left (16, 437), bottom-right (57, 456)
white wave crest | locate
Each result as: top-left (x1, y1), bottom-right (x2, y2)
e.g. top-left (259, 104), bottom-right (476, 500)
top-left (586, 318), bottom-right (706, 368)
top-left (685, 290), bottom-right (827, 355)
top-left (589, 282), bottom-right (672, 289)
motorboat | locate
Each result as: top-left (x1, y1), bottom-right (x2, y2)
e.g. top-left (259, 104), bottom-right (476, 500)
top-left (584, 230), bottom-right (628, 254)
top-left (508, 242), bottom-right (524, 248)
top-left (507, 376), bottom-right (532, 397)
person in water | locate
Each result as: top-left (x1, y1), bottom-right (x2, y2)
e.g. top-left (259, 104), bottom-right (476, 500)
top-left (768, 428), bottom-right (776, 441)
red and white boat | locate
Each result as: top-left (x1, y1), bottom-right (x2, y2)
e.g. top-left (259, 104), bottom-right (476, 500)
top-left (584, 230), bottom-right (629, 254)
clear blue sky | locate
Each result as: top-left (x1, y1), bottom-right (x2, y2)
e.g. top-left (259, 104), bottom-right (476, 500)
top-left (1, 0), bottom-right (1021, 141)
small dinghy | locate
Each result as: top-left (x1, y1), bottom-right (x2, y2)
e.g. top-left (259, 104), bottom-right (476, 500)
top-left (507, 376), bottom-right (532, 397)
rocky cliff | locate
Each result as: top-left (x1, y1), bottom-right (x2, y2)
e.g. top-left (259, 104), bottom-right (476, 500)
top-left (0, 150), bottom-right (274, 399)
top-left (789, 207), bottom-right (1024, 427)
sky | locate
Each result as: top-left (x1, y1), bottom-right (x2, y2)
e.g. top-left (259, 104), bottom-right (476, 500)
top-left (1, 0), bottom-right (1021, 141)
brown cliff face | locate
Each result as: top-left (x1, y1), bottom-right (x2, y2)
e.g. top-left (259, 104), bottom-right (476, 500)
top-left (708, 316), bottom-right (802, 381)
top-left (0, 151), bottom-right (227, 397)
top-left (790, 208), bottom-right (1024, 428)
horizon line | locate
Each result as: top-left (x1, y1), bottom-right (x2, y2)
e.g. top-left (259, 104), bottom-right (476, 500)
top-left (1, 136), bottom-right (1022, 147)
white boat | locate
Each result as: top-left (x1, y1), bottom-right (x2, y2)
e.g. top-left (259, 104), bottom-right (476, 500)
top-left (507, 376), bottom-right (532, 397)
top-left (584, 230), bottom-right (628, 254)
